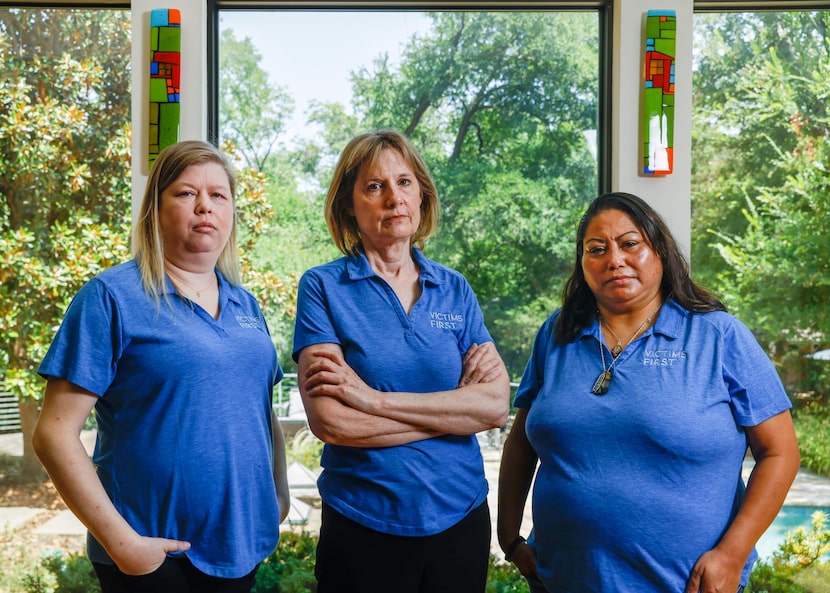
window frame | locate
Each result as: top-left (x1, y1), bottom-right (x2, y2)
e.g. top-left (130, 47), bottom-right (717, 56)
top-left (696, 1), bottom-right (830, 11)
top-left (0, 1), bottom-right (129, 6)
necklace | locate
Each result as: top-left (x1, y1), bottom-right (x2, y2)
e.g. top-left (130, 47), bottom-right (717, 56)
top-left (592, 302), bottom-right (662, 395)
top-left (600, 303), bottom-right (660, 359)
top-left (169, 272), bottom-right (217, 299)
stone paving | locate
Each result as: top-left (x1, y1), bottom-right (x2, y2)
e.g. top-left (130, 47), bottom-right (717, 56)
top-left (2, 431), bottom-right (830, 558)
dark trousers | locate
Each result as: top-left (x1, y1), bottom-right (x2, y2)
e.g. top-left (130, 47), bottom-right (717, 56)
top-left (315, 500), bottom-right (491, 593)
top-left (92, 556), bottom-right (258, 593)
top-left (525, 575), bottom-right (746, 592)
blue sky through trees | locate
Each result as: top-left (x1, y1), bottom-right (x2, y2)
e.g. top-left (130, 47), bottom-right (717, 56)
top-left (220, 11), bottom-right (431, 143)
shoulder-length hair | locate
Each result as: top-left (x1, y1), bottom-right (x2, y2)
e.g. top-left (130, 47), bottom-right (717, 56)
top-left (325, 129), bottom-right (440, 256)
top-left (555, 192), bottom-right (726, 343)
top-left (132, 140), bottom-right (241, 305)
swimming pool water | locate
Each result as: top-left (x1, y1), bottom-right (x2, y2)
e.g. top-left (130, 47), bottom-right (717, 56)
top-left (754, 505), bottom-right (830, 562)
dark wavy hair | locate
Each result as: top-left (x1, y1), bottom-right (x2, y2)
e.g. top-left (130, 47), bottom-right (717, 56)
top-left (554, 192), bottom-right (726, 343)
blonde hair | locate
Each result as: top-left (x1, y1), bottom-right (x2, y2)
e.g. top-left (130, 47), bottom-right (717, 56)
top-left (132, 140), bottom-right (241, 305)
top-left (325, 129), bottom-right (440, 256)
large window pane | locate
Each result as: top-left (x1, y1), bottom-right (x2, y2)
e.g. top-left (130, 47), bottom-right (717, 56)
top-left (1, 8), bottom-right (131, 395)
top-left (692, 10), bottom-right (830, 485)
top-left (692, 10), bottom-right (830, 387)
top-left (219, 10), bottom-right (600, 378)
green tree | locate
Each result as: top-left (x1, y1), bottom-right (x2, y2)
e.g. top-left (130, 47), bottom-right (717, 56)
top-left (0, 12), bottom-right (299, 480)
top-left (349, 12), bottom-right (600, 375)
top-left (692, 11), bottom-right (830, 394)
top-left (692, 12), bottom-right (825, 288)
top-left (230, 144), bottom-right (312, 371)
top-left (0, 8), bottom-right (132, 479)
top-left (218, 28), bottom-right (341, 369)
top-left (224, 12), bottom-right (600, 379)
top-left (219, 28), bottom-right (294, 173)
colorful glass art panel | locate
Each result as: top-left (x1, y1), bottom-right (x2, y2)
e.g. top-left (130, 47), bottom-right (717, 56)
top-left (642, 9), bottom-right (675, 176)
top-left (149, 8), bottom-right (181, 169)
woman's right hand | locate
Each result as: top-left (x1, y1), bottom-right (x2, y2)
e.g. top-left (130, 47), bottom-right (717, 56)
top-left (34, 381), bottom-right (193, 577)
top-left (112, 535), bottom-right (191, 576)
top-left (302, 346), bottom-right (378, 413)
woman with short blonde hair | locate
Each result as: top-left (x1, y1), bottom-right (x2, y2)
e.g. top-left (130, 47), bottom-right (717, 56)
top-left (324, 128), bottom-right (440, 256)
top-left (295, 129), bottom-right (510, 593)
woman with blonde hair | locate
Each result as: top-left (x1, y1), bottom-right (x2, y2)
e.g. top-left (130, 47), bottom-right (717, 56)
top-left (35, 140), bottom-right (290, 593)
top-left (294, 129), bottom-right (511, 593)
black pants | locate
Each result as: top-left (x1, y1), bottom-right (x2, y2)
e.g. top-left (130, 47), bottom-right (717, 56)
top-left (525, 575), bottom-right (746, 592)
top-left (92, 556), bottom-right (258, 593)
top-left (315, 501), bottom-right (491, 593)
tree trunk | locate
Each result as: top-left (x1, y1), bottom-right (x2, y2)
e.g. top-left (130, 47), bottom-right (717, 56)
top-left (18, 398), bottom-right (46, 482)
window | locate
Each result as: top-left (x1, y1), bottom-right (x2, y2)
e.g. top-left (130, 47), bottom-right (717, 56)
top-left (216, 6), bottom-right (602, 377)
top-left (691, 8), bottom-right (830, 395)
top-left (1, 7), bottom-right (132, 400)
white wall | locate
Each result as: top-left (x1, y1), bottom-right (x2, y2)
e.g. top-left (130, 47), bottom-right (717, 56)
top-left (612, 0), bottom-right (693, 255)
top-left (130, 0), bottom-right (207, 224)
top-left (130, 0), bottom-right (695, 250)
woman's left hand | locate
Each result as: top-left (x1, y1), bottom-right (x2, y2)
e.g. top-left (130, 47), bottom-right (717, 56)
top-left (686, 547), bottom-right (743, 593)
top-left (458, 342), bottom-right (504, 387)
top-left (509, 540), bottom-right (539, 581)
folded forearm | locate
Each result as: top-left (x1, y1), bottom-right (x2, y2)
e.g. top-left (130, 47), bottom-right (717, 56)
top-left (305, 395), bottom-right (440, 446)
top-left (368, 376), bottom-right (510, 435)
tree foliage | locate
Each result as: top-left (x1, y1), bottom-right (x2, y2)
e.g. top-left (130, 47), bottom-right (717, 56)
top-left (221, 9), bottom-right (828, 390)
top-left (692, 11), bottom-right (830, 395)
top-left (219, 28), bottom-right (294, 173)
top-left (0, 11), bottom-right (298, 478)
top-left (314, 12), bottom-right (600, 375)
top-left (0, 9), bottom-right (133, 400)
top-left (0, 8), bottom-right (132, 478)
top-left (230, 142), bottom-right (306, 365)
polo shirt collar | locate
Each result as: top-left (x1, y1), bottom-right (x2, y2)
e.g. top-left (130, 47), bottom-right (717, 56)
top-left (651, 298), bottom-right (685, 340)
top-left (579, 297), bottom-right (684, 342)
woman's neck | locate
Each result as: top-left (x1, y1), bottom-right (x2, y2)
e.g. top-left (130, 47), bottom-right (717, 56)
top-left (363, 243), bottom-right (417, 280)
top-left (164, 257), bottom-right (216, 279)
top-left (598, 293), bottom-right (663, 336)
top-left (364, 244), bottom-right (421, 313)
top-left (165, 259), bottom-right (220, 318)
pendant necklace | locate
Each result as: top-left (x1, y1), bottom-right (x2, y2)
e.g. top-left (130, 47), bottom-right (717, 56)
top-left (591, 302), bottom-right (662, 395)
top-left (601, 313), bottom-right (655, 359)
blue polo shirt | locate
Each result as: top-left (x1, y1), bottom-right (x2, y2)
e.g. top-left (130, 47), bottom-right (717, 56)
top-left (515, 300), bottom-right (792, 592)
top-left (39, 260), bottom-right (282, 579)
top-left (293, 248), bottom-right (492, 536)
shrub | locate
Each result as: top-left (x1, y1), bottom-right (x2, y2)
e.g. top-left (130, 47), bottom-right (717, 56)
top-left (20, 571), bottom-right (52, 593)
top-left (791, 563), bottom-right (830, 592)
top-left (748, 510), bottom-right (830, 593)
top-left (285, 429), bottom-right (324, 471)
top-left (486, 555), bottom-right (529, 593)
top-left (792, 403), bottom-right (830, 477)
top-left (253, 531), bottom-right (317, 593)
top-left (775, 511), bottom-right (830, 567)
top-left (20, 552), bottom-right (99, 593)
